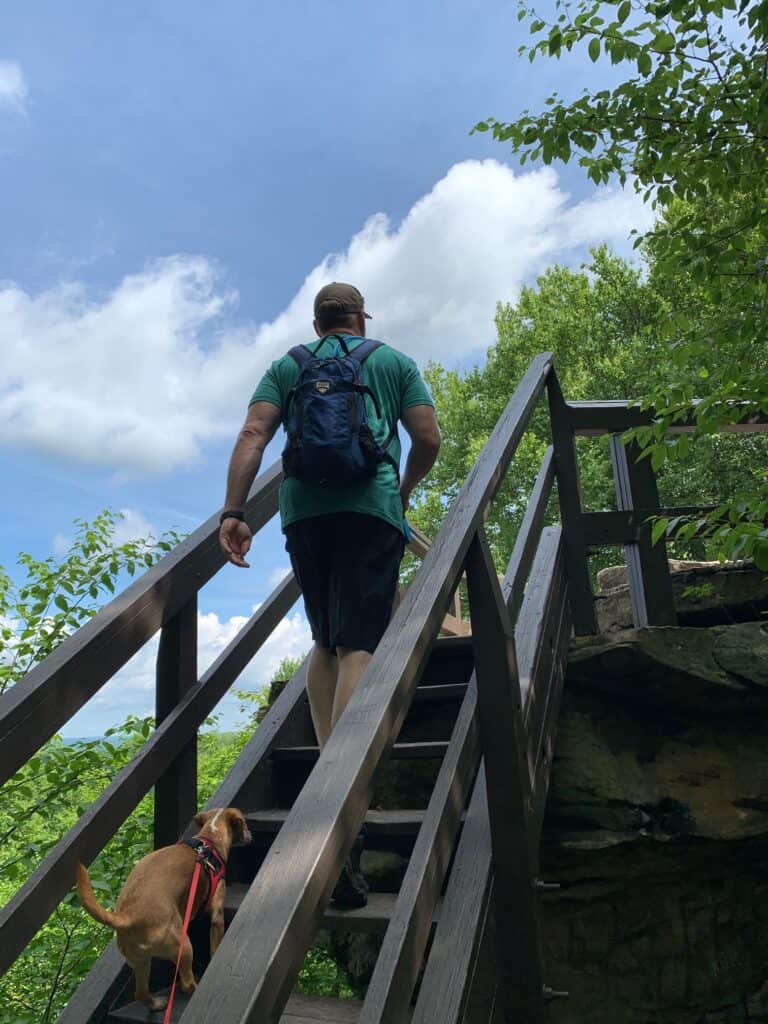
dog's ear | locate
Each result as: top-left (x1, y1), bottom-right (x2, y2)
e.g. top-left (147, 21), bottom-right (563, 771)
top-left (194, 811), bottom-right (211, 827)
top-left (224, 808), bottom-right (246, 839)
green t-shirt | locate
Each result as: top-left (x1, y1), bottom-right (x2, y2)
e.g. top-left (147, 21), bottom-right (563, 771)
top-left (250, 335), bottom-right (434, 534)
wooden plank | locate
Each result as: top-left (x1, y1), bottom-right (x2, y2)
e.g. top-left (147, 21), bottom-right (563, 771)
top-left (610, 436), bottom-right (677, 627)
top-left (502, 446), bottom-right (555, 626)
top-left (270, 741), bottom-right (448, 762)
top-left (154, 597), bottom-right (198, 850)
top-left (360, 681), bottom-right (480, 1023)
top-left (406, 525), bottom-right (432, 560)
top-left (547, 372), bottom-right (597, 634)
top-left (245, 809), bottom-right (428, 836)
top-left (581, 505), bottom-right (717, 547)
top-left (108, 992), bottom-right (364, 1023)
top-left (440, 612), bottom-right (471, 637)
top-left (224, 886), bottom-right (435, 936)
top-left (462, 892), bottom-right (500, 1024)
top-left (1, 575), bottom-right (300, 980)
top-left (465, 528), bottom-right (545, 1023)
top-left (568, 399), bottom-right (768, 437)
top-left (280, 994), bottom-right (363, 1023)
top-left (0, 461), bottom-right (282, 788)
top-left (412, 682), bottom-right (467, 703)
top-left (57, 661), bottom-right (311, 1024)
top-left (515, 527), bottom-right (562, 709)
top-left (414, 532), bottom-right (571, 1024)
top-left (411, 768), bottom-right (493, 1024)
top-left (528, 586), bottom-right (572, 843)
top-left (180, 353), bottom-right (554, 1024)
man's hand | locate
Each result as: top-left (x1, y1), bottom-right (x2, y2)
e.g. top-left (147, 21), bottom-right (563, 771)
top-left (220, 518), bottom-right (253, 568)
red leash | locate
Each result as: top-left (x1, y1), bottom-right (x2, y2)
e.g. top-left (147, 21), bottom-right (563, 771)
top-left (163, 859), bottom-right (202, 1024)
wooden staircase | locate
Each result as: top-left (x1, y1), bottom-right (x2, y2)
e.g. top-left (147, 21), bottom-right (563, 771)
top-left (4, 353), bottom-right (745, 1021)
top-left (97, 638), bottom-right (476, 1022)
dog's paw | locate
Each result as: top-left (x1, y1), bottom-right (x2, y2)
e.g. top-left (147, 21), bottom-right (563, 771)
top-left (180, 976), bottom-right (198, 994)
top-left (149, 995), bottom-right (169, 1012)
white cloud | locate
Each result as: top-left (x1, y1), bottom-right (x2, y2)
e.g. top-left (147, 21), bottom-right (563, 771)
top-left (0, 160), bottom-right (653, 474)
top-left (0, 60), bottom-right (27, 112)
top-left (62, 604), bottom-right (311, 734)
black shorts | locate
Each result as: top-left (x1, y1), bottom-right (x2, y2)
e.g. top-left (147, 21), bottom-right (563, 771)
top-left (284, 512), bottom-right (405, 654)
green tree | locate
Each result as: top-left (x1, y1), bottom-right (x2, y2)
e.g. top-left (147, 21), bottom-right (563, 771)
top-left (410, 248), bottom-right (767, 572)
top-left (475, 0), bottom-right (768, 566)
top-left (0, 513), bottom-right (179, 1022)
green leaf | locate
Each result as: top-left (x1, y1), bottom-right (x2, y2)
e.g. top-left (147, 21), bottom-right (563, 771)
top-left (617, 0), bottom-right (631, 23)
top-left (637, 49), bottom-right (652, 74)
top-left (651, 517), bottom-right (669, 545)
top-left (588, 36), bottom-right (601, 61)
top-left (652, 31), bottom-right (675, 51)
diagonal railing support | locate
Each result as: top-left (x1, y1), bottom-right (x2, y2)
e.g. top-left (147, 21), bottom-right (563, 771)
top-left (465, 527), bottom-right (546, 1023)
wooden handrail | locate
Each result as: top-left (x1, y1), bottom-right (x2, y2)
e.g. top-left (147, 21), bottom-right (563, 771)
top-left (568, 399), bottom-right (768, 436)
top-left (0, 575), bottom-right (300, 977)
top-left (0, 461), bottom-right (283, 788)
top-left (413, 527), bottom-right (571, 1022)
top-left (180, 352), bottom-right (554, 1023)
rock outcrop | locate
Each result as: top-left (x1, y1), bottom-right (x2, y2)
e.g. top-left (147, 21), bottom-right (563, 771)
top-left (541, 620), bottom-right (768, 1023)
top-left (595, 560), bottom-right (768, 632)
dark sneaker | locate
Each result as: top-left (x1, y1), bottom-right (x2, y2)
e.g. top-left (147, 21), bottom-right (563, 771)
top-left (331, 857), bottom-right (369, 909)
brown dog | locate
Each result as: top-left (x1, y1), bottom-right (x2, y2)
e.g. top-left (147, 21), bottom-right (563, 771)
top-left (76, 807), bottom-right (251, 1013)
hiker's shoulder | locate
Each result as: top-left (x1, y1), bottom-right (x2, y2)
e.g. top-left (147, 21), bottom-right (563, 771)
top-left (366, 339), bottom-right (417, 371)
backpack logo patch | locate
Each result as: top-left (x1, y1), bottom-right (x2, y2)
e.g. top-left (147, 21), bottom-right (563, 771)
top-left (314, 380), bottom-right (331, 394)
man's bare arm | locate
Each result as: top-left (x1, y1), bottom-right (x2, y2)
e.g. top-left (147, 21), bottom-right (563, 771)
top-left (220, 401), bottom-right (282, 567)
top-left (399, 404), bottom-right (441, 511)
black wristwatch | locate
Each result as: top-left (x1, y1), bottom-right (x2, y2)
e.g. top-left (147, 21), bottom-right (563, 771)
top-left (219, 509), bottom-right (245, 525)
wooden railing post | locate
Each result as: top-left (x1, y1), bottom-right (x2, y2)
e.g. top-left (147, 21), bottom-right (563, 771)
top-left (154, 596), bottom-right (198, 848)
top-left (547, 372), bottom-right (598, 635)
top-left (465, 527), bottom-right (546, 1024)
top-left (609, 436), bottom-right (677, 628)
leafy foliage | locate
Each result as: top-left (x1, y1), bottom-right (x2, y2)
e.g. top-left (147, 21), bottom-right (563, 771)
top-left (475, 0), bottom-right (768, 565)
top-left (0, 516), bottom-right (316, 1022)
top-left (0, 511), bottom-right (180, 696)
top-left (409, 248), bottom-right (768, 573)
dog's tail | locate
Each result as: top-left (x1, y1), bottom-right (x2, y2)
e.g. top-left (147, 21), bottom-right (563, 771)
top-left (76, 862), bottom-right (130, 931)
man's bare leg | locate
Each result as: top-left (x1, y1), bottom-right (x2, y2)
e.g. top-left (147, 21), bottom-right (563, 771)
top-left (332, 648), bottom-right (372, 730)
top-left (306, 643), bottom-right (338, 749)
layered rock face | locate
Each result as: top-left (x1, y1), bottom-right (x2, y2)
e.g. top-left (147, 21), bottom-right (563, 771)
top-left (542, 615), bottom-right (768, 1023)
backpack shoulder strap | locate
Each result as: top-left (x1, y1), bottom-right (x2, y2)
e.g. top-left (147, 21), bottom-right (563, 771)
top-left (350, 339), bottom-right (384, 364)
top-left (288, 345), bottom-right (313, 368)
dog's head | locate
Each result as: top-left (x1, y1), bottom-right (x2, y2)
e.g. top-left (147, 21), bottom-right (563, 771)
top-left (194, 807), bottom-right (252, 847)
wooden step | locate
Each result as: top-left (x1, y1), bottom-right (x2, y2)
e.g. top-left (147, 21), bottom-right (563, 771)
top-left (107, 991), bottom-right (363, 1022)
top-left (224, 885), bottom-right (440, 935)
top-left (245, 808), bottom-right (427, 837)
top-left (412, 682), bottom-right (467, 703)
top-left (271, 741), bottom-right (448, 763)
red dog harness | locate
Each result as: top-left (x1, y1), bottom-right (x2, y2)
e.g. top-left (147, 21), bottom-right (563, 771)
top-left (179, 835), bottom-right (227, 915)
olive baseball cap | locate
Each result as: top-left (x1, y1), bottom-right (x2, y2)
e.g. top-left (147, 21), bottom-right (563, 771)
top-left (313, 282), bottom-right (372, 319)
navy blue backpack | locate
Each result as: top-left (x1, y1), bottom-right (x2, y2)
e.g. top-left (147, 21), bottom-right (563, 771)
top-left (282, 334), bottom-right (398, 486)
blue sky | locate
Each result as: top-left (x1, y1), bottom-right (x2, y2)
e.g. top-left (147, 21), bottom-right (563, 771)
top-left (0, 1), bottom-right (651, 734)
